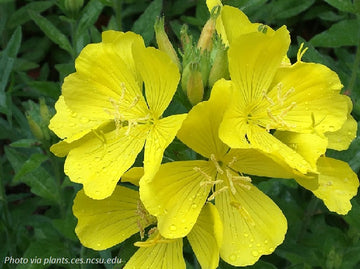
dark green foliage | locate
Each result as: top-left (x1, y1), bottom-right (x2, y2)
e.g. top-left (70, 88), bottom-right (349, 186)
top-left (0, 0), bottom-right (359, 268)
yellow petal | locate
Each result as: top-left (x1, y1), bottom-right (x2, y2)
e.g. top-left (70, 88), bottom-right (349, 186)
top-left (143, 114), bottom-right (187, 182)
top-left (101, 30), bottom-right (145, 87)
top-left (121, 167), bottom-right (144, 186)
top-left (64, 124), bottom-right (148, 199)
top-left (228, 25), bottom-right (290, 104)
top-left (223, 148), bottom-right (296, 179)
top-left (73, 186), bottom-right (154, 250)
top-left (274, 131), bottom-right (328, 169)
top-left (296, 157), bottom-right (359, 215)
top-left (188, 203), bottom-right (222, 269)
top-left (133, 44), bottom-right (180, 118)
top-left (140, 160), bottom-right (216, 238)
top-left (124, 235), bottom-right (185, 269)
top-left (63, 41), bottom-right (148, 121)
top-left (326, 115), bottom-right (357, 151)
top-left (177, 79), bottom-right (232, 159)
top-left (215, 175), bottom-right (287, 266)
top-left (220, 5), bottom-right (275, 45)
top-left (49, 96), bottom-right (104, 143)
top-left (265, 62), bottom-right (347, 134)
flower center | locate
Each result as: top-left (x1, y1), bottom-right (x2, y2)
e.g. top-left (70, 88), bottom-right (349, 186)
top-left (104, 82), bottom-right (152, 135)
top-left (135, 200), bottom-right (156, 240)
top-left (134, 229), bottom-right (173, 248)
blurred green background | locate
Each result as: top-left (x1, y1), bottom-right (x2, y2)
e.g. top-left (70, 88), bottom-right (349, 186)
top-left (1, 0), bottom-right (360, 268)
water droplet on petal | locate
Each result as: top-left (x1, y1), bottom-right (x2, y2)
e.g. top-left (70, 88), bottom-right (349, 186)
top-left (264, 240), bottom-right (268, 244)
top-left (252, 250), bottom-right (259, 257)
top-left (243, 233), bottom-right (249, 238)
top-left (229, 254), bottom-right (237, 262)
top-left (191, 203), bottom-right (198, 209)
top-left (170, 224), bottom-right (177, 231)
top-left (269, 247), bottom-right (274, 252)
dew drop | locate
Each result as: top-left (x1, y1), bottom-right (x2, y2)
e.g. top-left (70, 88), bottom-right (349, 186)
top-left (71, 112), bottom-right (78, 117)
top-left (191, 203), bottom-right (198, 209)
top-left (256, 243), bottom-right (261, 247)
top-left (80, 117), bottom-right (89, 124)
top-left (248, 244), bottom-right (253, 248)
top-left (264, 240), bottom-right (268, 244)
top-left (344, 177), bottom-right (349, 183)
top-left (170, 224), bottom-right (177, 231)
top-left (252, 250), bottom-right (259, 257)
top-left (229, 254), bottom-right (237, 262)
top-left (243, 233), bottom-right (249, 238)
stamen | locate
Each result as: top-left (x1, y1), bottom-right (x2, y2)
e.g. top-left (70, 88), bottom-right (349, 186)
top-left (193, 167), bottom-right (213, 181)
top-left (262, 91), bottom-right (275, 106)
top-left (297, 43), bottom-right (308, 62)
top-left (227, 156), bottom-right (237, 168)
top-left (136, 200), bottom-right (155, 239)
top-left (200, 179), bottom-right (223, 187)
top-left (207, 186), bottom-right (228, 201)
top-left (92, 129), bottom-right (107, 144)
top-left (230, 201), bottom-right (255, 226)
top-left (210, 154), bottom-right (224, 174)
top-left (134, 231), bottom-right (172, 247)
top-left (128, 96), bottom-right (140, 109)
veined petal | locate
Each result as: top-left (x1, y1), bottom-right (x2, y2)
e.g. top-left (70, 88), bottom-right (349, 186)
top-left (140, 161), bottom-right (216, 238)
top-left (215, 176), bottom-right (287, 266)
top-left (49, 96), bottom-right (105, 143)
top-left (326, 115), bottom-right (357, 151)
top-left (63, 41), bottom-right (148, 121)
top-left (264, 62), bottom-right (347, 134)
top-left (296, 157), bottom-right (359, 215)
top-left (177, 79), bottom-right (232, 159)
top-left (274, 131), bottom-right (327, 169)
top-left (220, 5), bottom-right (275, 45)
top-left (122, 167), bottom-right (144, 186)
top-left (133, 44), bottom-right (180, 119)
top-left (64, 124), bottom-right (148, 199)
top-left (224, 148), bottom-right (296, 179)
top-left (143, 114), bottom-right (187, 182)
top-left (102, 31), bottom-right (144, 87)
top-left (73, 186), bottom-right (155, 250)
top-left (124, 234), bottom-right (185, 269)
top-left (188, 203), bottom-right (222, 269)
top-left (228, 26), bottom-right (290, 104)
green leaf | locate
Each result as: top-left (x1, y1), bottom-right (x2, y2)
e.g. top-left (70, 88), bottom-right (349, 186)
top-left (7, 0), bottom-right (55, 29)
top-left (0, 26), bottom-right (22, 109)
top-left (275, 0), bottom-right (316, 19)
top-left (10, 138), bottom-right (39, 148)
top-left (323, 0), bottom-right (356, 13)
top-left (52, 215), bottom-right (78, 241)
top-left (27, 81), bottom-right (61, 99)
top-left (5, 147), bottom-right (60, 202)
top-left (310, 19), bottom-right (360, 47)
top-left (18, 239), bottom-right (72, 269)
top-left (74, 0), bottom-right (104, 54)
top-left (28, 10), bottom-right (74, 56)
top-left (132, 0), bottom-right (162, 45)
top-left (14, 153), bottom-right (48, 182)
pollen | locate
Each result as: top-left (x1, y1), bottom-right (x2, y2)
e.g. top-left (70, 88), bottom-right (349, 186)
top-left (134, 229), bottom-right (172, 247)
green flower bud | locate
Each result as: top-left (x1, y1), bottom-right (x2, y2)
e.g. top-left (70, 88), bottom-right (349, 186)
top-left (154, 17), bottom-right (181, 71)
top-left (26, 113), bottom-right (44, 141)
top-left (186, 63), bottom-right (204, 106)
top-left (197, 5), bottom-right (220, 53)
top-left (208, 45), bottom-right (229, 88)
top-left (64, 0), bottom-right (84, 17)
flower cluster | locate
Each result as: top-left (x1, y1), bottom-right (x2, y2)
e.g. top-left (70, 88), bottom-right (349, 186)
top-left (49, 1), bottom-right (359, 268)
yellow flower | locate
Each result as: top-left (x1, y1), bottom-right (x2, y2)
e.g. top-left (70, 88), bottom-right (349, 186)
top-left (73, 169), bottom-right (222, 269)
top-left (140, 81), bottom-right (296, 266)
top-left (49, 31), bottom-right (186, 199)
top-left (206, 1), bottom-right (275, 46)
top-left (217, 24), bottom-right (352, 174)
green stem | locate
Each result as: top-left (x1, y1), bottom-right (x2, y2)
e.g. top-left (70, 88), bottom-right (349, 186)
top-left (113, 0), bottom-right (123, 31)
top-left (296, 195), bottom-right (319, 243)
top-left (347, 16), bottom-right (360, 96)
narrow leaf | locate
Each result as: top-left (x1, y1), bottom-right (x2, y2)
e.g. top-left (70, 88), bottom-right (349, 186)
top-left (28, 10), bottom-right (74, 56)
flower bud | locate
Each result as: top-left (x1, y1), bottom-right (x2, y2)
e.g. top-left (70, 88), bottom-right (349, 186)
top-left (39, 97), bottom-right (51, 124)
top-left (208, 45), bottom-right (229, 88)
top-left (197, 5), bottom-right (220, 53)
top-left (26, 113), bottom-right (44, 141)
top-left (64, 0), bottom-right (84, 17)
top-left (154, 17), bottom-right (181, 71)
top-left (186, 63), bottom-right (204, 106)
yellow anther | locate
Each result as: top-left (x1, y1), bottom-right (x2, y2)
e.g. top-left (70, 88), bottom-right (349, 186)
top-left (227, 156), bottom-right (238, 168)
top-left (129, 95), bottom-right (140, 109)
top-left (262, 91), bottom-right (275, 106)
top-left (210, 154), bottom-right (224, 174)
top-left (207, 186), bottom-right (228, 201)
top-left (200, 179), bottom-right (223, 187)
top-left (226, 169), bottom-right (237, 194)
top-left (193, 167), bottom-right (213, 181)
